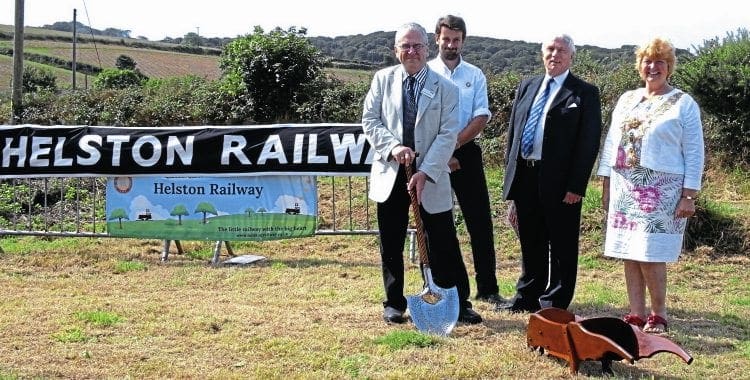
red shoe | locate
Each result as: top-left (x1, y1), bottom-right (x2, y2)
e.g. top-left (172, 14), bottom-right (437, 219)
top-left (623, 314), bottom-right (646, 328)
top-left (644, 314), bottom-right (668, 335)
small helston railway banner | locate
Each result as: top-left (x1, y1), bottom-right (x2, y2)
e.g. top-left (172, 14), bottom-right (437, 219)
top-left (106, 176), bottom-right (317, 241)
top-left (0, 124), bottom-right (372, 178)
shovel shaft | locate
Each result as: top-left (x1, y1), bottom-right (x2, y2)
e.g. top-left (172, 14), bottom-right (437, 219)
top-left (404, 161), bottom-right (460, 337)
top-left (405, 164), bottom-right (430, 267)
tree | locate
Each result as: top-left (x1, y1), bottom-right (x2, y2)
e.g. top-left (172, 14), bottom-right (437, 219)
top-left (22, 66), bottom-right (57, 93)
top-left (480, 71), bottom-right (522, 166)
top-left (102, 27), bottom-right (131, 38)
top-left (170, 204), bottom-right (189, 225)
top-left (182, 32), bottom-right (202, 47)
top-left (194, 202), bottom-right (218, 224)
top-left (108, 208), bottom-right (129, 229)
top-left (93, 68), bottom-right (145, 89)
top-left (219, 26), bottom-right (325, 122)
top-left (296, 78), bottom-right (368, 123)
top-left (115, 55), bottom-right (137, 70)
top-left (675, 28), bottom-right (750, 163)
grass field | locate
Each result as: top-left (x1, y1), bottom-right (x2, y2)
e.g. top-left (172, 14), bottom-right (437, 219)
top-left (0, 167), bottom-right (748, 379)
top-left (0, 235), bottom-right (747, 378)
top-left (1, 24), bottom-right (223, 93)
top-left (0, 39), bottom-right (222, 90)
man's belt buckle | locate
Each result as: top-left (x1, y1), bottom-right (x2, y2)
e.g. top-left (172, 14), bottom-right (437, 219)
top-left (525, 159), bottom-right (539, 167)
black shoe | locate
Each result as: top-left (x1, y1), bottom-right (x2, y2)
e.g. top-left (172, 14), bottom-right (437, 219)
top-left (495, 302), bottom-right (539, 314)
top-left (383, 306), bottom-right (406, 324)
top-left (476, 293), bottom-right (509, 305)
top-left (458, 307), bottom-right (483, 324)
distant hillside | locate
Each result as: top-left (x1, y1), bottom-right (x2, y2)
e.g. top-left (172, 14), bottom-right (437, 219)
top-left (307, 32), bottom-right (639, 74)
top-left (1, 23), bottom-right (657, 93)
top-left (37, 21), bottom-right (233, 50)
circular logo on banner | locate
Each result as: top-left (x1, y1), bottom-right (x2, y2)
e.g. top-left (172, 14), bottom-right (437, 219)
top-left (114, 177), bottom-right (133, 193)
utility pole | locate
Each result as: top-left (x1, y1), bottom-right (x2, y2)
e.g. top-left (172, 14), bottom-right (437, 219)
top-left (11, 0), bottom-right (24, 124)
top-left (72, 9), bottom-right (77, 90)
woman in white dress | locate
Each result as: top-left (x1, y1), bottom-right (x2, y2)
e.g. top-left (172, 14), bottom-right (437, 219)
top-left (597, 37), bottom-right (705, 334)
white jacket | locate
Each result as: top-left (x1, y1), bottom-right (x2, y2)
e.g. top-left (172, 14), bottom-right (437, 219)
top-left (361, 65), bottom-right (459, 213)
top-left (597, 88), bottom-right (705, 190)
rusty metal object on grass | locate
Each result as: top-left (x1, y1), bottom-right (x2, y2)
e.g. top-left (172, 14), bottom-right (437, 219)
top-left (526, 307), bottom-right (693, 375)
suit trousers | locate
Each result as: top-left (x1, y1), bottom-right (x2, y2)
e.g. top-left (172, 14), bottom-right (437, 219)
top-left (377, 166), bottom-right (471, 311)
top-left (450, 141), bottom-right (499, 297)
top-left (511, 160), bottom-right (583, 310)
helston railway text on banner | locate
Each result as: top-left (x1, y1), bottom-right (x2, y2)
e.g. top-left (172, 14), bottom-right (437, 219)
top-left (0, 124), bottom-right (373, 178)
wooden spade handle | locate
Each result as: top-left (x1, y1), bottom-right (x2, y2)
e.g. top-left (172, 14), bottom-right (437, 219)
top-left (404, 163), bottom-right (430, 267)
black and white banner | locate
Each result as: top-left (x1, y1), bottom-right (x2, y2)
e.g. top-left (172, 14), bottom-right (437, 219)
top-left (0, 124), bottom-right (374, 178)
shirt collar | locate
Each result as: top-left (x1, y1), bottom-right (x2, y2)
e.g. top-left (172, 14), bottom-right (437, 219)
top-left (432, 56), bottom-right (463, 74)
top-left (546, 69), bottom-right (570, 88)
top-left (402, 66), bottom-right (428, 85)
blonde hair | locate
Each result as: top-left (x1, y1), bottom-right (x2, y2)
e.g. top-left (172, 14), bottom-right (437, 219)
top-left (635, 37), bottom-right (677, 76)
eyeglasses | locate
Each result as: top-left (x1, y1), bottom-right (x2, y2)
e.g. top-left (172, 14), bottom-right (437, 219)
top-left (397, 43), bottom-right (425, 52)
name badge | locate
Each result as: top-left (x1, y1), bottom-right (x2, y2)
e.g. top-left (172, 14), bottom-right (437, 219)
top-left (421, 89), bottom-right (435, 99)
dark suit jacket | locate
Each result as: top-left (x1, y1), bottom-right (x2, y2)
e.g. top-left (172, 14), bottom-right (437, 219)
top-left (502, 73), bottom-right (602, 203)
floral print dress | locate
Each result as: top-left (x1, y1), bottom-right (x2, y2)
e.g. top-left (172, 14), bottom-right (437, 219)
top-left (604, 90), bottom-right (687, 262)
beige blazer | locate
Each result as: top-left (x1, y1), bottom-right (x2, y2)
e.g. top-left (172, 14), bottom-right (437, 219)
top-left (362, 65), bottom-right (459, 213)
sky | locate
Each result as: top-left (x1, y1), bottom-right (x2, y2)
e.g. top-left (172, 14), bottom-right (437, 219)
top-left (2, 0), bottom-right (748, 50)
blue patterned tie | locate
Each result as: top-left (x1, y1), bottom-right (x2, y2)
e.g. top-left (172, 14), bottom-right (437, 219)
top-left (520, 79), bottom-right (552, 157)
top-left (403, 76), bottom-right (417, 149)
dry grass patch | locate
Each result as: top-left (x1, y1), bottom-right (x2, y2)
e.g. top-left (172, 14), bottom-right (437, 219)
top-left (0, 168), bottom-right (747, 378)
top-left (0, 233), bottom-right (747, 378)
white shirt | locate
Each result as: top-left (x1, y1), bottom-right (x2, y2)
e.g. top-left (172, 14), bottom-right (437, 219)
top-left (428, 57), bottom-right (491, 132)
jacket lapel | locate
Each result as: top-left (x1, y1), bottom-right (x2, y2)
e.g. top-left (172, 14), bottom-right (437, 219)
top-left (517, 77), bottom-right (544, 135)
top-left (392, 69), bottom-right (406, 123)
top-left (417, 71), bottom-right (439, 125)
top-left (549, 74), bottom-right (576, 109)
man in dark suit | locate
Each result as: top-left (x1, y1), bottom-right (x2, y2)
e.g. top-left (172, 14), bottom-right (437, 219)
top-left (362, 22), bottom-right (482, 325)
top-left (498, 34), bottom-right (602, 313)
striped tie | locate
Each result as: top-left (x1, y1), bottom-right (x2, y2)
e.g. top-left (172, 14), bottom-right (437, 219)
top-left (403, 76), bottom-right (417, 149)
top-left (520, 79), bottom-right (551, 157)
